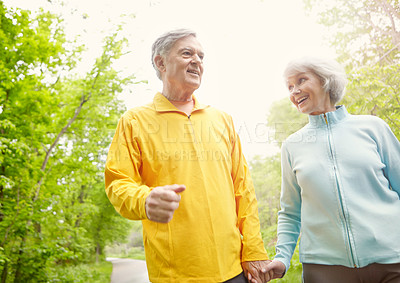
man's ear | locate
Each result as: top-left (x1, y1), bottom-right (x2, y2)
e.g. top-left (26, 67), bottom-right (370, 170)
top-left (154, 55), bottom-right (166, 72)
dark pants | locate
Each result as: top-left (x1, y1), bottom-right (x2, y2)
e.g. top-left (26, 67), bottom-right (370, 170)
top-left (223, 272), bottom-right (248, 283)
top-left (303, 262), bottom-right (400, 283)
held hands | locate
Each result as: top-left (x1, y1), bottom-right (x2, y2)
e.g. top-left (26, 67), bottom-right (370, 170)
top-left (242, 260), bottom-right (272, 283)
top-left (242, 260), bottom-right (286, 283)
top-left (263, 260), bottom-right (286, 280)
top-left (145, 184), bottom-right (186, 223)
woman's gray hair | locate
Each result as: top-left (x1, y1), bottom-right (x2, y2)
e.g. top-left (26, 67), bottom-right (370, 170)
top-left (151, 29), bottom-right (197, 80)
top-left (283, 57), bottom-right (348, 105)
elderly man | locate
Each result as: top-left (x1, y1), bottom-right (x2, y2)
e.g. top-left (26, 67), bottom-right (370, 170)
top-left (105, 29), bottom-right (270, 283)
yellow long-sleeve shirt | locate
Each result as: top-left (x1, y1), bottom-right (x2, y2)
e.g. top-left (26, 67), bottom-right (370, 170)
top-left (105, 93), bottom-right (268, 282)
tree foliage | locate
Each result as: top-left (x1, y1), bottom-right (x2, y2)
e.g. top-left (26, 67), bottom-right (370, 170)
top-left (305, 0), bottom-right (400, 67)
top-left (0, 3), bottom-right (137, 282)
top-left (304, 0), bottom-right (400, 139)
top-left (249, 98), bottom-right (306, 281)
top-left (345, 64), bottom-right (400, 135)
top-left (266, 98), bottom-right (308, 147)
top-left (251, 98), bottom-right (306, 234)
top-left (250, 154), bottom-right (280, 230)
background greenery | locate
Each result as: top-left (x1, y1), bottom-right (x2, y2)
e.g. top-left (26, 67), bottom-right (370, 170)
top-left (1, 0), bottom-right (399, 282)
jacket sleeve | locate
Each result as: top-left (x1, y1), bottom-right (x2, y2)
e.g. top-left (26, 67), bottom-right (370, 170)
top-left (104, 113), bottom-right (151, 220)
top-left (229, 117), bottom-right (269, 262)
top-left (274, 142), bottom-right (301, 272)
top-left (377, 120), bottom-right (400, 197)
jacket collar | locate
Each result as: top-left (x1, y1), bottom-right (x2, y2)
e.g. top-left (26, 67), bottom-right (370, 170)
top-left (153, 92), bottom-right (209, 113)
top-left (308, 105), bottom-right (349, 127)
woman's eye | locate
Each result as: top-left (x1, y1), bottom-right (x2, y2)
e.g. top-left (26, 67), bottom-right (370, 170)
top-left (299, 78), bottom-right (306, 84)
top-left (288, 85), bottom-right (294, 92)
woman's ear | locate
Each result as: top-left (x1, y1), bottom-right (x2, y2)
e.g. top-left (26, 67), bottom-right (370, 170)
top-left (154, 55), bottom-right (166, 72)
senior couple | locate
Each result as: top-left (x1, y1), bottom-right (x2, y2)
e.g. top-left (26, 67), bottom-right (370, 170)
top-left (105, 29), bottom-right (400, 283)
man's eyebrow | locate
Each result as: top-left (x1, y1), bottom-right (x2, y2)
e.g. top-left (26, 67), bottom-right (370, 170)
top-left (179, 47), bottom-right (204, 56)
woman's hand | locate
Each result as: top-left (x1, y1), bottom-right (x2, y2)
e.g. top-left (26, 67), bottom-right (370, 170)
top-left (242, 260), bottom-right (273, 283)
top-left (263, 260), bottom-right (286, 280)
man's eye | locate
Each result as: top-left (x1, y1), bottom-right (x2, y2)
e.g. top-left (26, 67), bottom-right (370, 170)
top-left (299, 78), bottom-right (306, 84)
top-left (183, 51), bottom-right (191, 56)
top-left (288, 85), bottom-right (294, 92)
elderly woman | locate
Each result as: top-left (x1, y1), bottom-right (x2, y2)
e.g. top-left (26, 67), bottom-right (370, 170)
top-left (265, 57), bottom-right (400, 282)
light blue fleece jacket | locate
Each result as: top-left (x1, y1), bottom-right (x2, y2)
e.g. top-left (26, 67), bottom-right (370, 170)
top-left (275, 105), bottom-right (400, 271)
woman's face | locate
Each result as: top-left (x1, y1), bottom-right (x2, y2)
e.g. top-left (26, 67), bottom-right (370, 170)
top-left (287, 71), bottom-right (335, 115)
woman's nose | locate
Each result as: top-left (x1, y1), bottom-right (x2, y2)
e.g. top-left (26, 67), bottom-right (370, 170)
top-left (290, 85), bottom-right (301, 95)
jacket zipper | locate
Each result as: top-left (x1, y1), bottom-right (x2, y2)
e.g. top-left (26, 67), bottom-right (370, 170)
top-left (324, 114), bottom-right (358, 268)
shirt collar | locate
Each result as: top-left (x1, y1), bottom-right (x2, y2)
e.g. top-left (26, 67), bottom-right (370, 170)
top-left (153, 92), bottom-right (209, 113)
top-left (308, 105), bottom-right (349, 127)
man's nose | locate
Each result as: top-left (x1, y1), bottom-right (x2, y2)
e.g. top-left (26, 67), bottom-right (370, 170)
top-left (191, 54), bottom-right (202, 64)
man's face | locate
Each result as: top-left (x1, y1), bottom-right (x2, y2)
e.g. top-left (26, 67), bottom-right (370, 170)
top-left (161, 35), bottom-right (204, 92)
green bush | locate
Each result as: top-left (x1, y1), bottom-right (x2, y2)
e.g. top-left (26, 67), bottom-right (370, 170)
top-left (46, 261), bottom-right (112, 283)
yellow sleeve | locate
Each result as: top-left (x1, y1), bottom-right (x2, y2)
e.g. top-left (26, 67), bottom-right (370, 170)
top-left (104, 114), bottom-right (151, 220)
top-left (230, 118), bottom-right (269, 262)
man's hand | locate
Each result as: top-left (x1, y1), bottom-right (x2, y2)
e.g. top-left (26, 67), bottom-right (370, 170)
top-left (242, 260), bottom-right (272, 283)
top-left (145, 184), bottom-right (186, 223)
top-left (263, 260), bottom-right (286, 280)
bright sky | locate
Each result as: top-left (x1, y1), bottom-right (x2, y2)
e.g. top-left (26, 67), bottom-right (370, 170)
top-left (5, 0), bottom-right (337, 159)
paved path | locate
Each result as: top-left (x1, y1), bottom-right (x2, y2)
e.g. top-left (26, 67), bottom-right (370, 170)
top-left (107, 258), bottom-right (150, 283)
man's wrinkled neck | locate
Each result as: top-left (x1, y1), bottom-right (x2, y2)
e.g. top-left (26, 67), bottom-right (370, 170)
top-left (161, 83), bottom-right (196, 102)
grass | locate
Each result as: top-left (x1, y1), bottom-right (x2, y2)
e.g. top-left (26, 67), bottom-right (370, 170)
top-left (47, 260), bottom-right (113, 283)
top-left (107, 246), bottom-right (146, 260)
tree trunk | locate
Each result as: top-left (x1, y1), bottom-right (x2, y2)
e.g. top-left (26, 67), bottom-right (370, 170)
top-left (1, 261), bottom-right (8, 283)
top-left (13, 239), bottom-right (26, 283)
top-left (96, 243), bottom-right (101, 263)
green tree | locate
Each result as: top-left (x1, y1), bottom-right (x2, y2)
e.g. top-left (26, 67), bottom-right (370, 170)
top-left (305, 0), bottom-right (400, 67)
top-left (344, 64), bottom-right (400, 136)
top-left (266, 98), bottom-right (308, 147)
top-left (251, 98), bottom-right (306, 233)
top-left (304, 0), bottom-right (400, 138)
top-left (0, 5), bottom-right (67, 281)
top-left (250, 98), bottom-right (306, 282)
top-left (250, 154), bottom-right (281, 230)
top-left (0, 3), bottom-right (138, 282)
